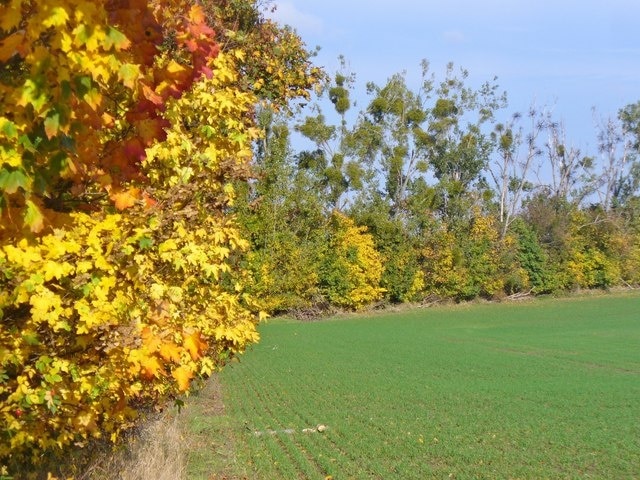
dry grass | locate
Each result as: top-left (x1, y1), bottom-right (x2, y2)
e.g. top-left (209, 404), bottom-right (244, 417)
top-left (9, 376), bottom-right (240, 479)
top-left (79, 376), bottom-right (240, 480)
top-left (8, 408), bottom-right (188, 480)
top-left (77, 409), bottom-right (187, 480)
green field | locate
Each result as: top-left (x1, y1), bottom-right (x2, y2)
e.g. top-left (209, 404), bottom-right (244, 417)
top-left (186, 293), bottom-right (640, 479)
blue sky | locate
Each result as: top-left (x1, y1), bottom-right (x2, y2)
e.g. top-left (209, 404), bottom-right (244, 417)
top-left (266, 0), bottom-right (640, 152)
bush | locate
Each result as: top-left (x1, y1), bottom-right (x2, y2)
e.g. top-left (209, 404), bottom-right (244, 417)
top-left (319, 212), bottom-right (385, 309)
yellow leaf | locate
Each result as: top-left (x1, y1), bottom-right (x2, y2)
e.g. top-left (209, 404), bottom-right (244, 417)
top-left (118, 63), bottom-right (141, 89)
top-left (83, 88), bottom-right (103, 111)
top-left (42, 260), bottom-right (73, 281)
top-left (149, 282), bottom-right (166, 300)
top-left (159, 342), bottom-right (182, 363)
top-left (141, 327), bottom-right (161, 352)
top-left (42, 6), bottom-right (70, 28)
top-left (172, 365), bottom-right (193, 392)
top-left (60, 30), bottom-right (73, 53)
top-left (166, 60), bottom-right (185, 74)
top-left (158, 239), bottom-right (178, 254)
top-left (76, 260), bottom-right (93, 273)
top-left (0, 0), bottom-right (23, 32)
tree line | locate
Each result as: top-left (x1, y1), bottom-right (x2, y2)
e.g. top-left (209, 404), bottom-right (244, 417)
top-left (0, 0), bottom-right (638, 473)
top-left (236, 57), bottom-right (640, 314)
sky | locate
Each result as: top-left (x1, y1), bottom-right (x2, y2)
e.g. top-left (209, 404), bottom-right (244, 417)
top-left (265, 0), bottom-right (640, 153)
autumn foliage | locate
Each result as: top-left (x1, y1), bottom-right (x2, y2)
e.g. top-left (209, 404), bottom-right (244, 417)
top-left (0, 0), bottom-right (318, 470)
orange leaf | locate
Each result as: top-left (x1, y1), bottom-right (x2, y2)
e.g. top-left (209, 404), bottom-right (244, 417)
top-left (101, 112), bottom-right (115, 128)
top-left (44, 112), bottom-right (60, 139)
top-left (142, 191), bottom-right (158, 210)
top-left (188, 4), bottom-right (206, 24)
top-left (0, 30), bottom-right (25, 62)
top-left (183, 331), bottom-right (207, 360)
top-left (164, 59), bottom-right (190, 81)
top-left (172, 365), bottom-right (193, 392)
top-left (140, 81), bottom-right (163, 106)
top-left (141, 326), bottom-right (161, 351)
top-left (25, 199), bottom-right (44, 233)
top-left (140, 355), bottom-right (165, 379)
top-left (110, 187), bottom-right (140, 210)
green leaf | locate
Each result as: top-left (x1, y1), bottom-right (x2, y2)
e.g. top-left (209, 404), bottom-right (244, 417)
top-left (74, 75), bottom-right (93, 97)
top-left (22, 331), bottom-right (41, 346)
top-left (19, 78), bottom-right (48, 113)
top-left (74, 24), bottom-right (90, 46)
top-left (0, 118), bottom-right (18, 139)
top-left (36, 356), bottom-right (53, 372)
top-left (24, 199), bottom-right (44, 232)
top-left (200, 125), bottom-right (215, 138)
top-left (105, 27), bottom-right (130, 51)
top-left (0, 167), bottom-right (29, 194)
top-left (18, 134), bottom-right (37, 153)
top-left (138, 235), bottom-right (154, 250)
top-left (44, 373), bottom-right (63, 384)
top-left (118, 63), bottom-right (141, 89)
top-left (61, 80), bottom-right (72, 100)
top-left (49, 151), bottom-right (69, 175)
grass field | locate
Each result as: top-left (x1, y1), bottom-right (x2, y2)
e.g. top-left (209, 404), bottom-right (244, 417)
top-left (185, 293), bottom-right (640, 479)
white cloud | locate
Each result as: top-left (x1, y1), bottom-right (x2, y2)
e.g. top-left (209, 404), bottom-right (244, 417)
top-left (266, 2), bottom-right (324, 35)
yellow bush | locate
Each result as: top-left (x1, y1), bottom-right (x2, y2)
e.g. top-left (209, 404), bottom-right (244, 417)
top-left (321, 213), bottom-right (385, 309)
top-left (0, 52), bottom-right (263, 464)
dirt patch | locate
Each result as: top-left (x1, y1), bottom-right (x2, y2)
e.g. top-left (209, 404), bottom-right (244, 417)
top-left (192, 374), bottom-right (227, 416)
top-left (183, 375), bottom-right (251, 480)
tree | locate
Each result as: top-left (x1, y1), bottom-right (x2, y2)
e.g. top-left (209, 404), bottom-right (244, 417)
top-left (542, 113), bottom-right (595, 205)
top-left (350, 195), bottom-right (425, 303)
top-left (565, 208), bottom-right (622, 289)
top-left (294, 56), bottom-right (367, 211)
top-left (0, 0), bottom-right (319, 470)
top-left (236, 107), bottom-right (325, 314)
top-left (361, 66), bottom-right (431, 219)
top-left (426, 63), bottom-right (505, 223)
top-left (510, 218), bottom-right (556, 294)
top-left (610, 102), bottom-right (640, 205)
top-left (593, 112), bottom-right (627, 210)
top-left (489, 107), bottom-right (543, 238)
top-left (355, 61), bottom-right (505, 225)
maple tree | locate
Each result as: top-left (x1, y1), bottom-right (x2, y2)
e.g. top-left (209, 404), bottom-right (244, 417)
top-left (0, 0), bottom-right (320, 471)
top-left (1, 0), bottom-right (217, 230)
